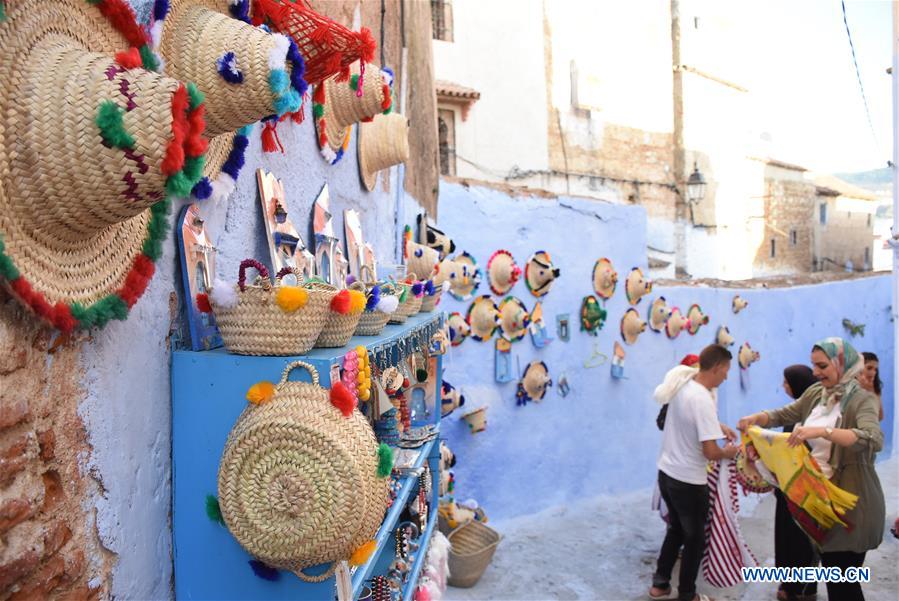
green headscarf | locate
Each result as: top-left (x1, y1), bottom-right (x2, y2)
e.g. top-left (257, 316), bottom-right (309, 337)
top-left (813, 337), bottom-right (862, 410)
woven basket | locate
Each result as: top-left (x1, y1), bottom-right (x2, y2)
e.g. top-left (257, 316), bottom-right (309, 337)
top-left (311, 282), bottom-right (365, 348)
top-left (218, 361), bottom-right (387, 581)
top-left (389, 284), bottom-right (423, 324)
top-left (447, 521), bottom-right (501, 588)
top-left (420, 287), bottom-right (443, 313)
top-left (355, 281), bottom-right (398, 336)
top-left (212, 261), bottom-right (330, 356)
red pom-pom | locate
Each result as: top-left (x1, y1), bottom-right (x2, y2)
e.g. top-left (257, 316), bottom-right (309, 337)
top-left (10, 277), bottom-right (34, 304)
top-left (133, 254), bottom-right (156, 278)
top-left (291, 110), bottom-right (304, 124)
top-left (318, 126), bottom-right (328, 148)
top-left (196, 293), bottom-right (212, 313)
top-left (313, 84), bottom-right (326, 104)
top-left (162, 85), bottom-right (189, 175)
top-left (330, 290), bottom-right (351, 314)
top-left (52, 303), bottom-right (76, 333)
top-left (185, 105), bottom-right (208, 157)
top-left (115, 47), bottom-right (143, 69)
top-left (330, 382), bottom-right (356, 417)
top-left (402, 378), bottom-right (410, 389)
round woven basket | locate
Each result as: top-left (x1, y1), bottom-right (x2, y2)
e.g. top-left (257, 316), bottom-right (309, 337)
top-left (447, 520), bottom-right (501, 588)
top-left (218, 362), bottom-right (388, 581)
top-left (311, 282), bottom-right (365, 348)
top-left (212, 261), bottom-right (330, 356)
top-left (389, 284), bottom-right (422, 324)
top-left (420, 287), bottom-right (443, 313)
top-left (355, 281), bottom-right (398, 336)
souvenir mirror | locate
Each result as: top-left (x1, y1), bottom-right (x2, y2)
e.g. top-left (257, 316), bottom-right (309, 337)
top-left (257, 169), bottom-right (314, 279)
top-left (344, 209), bottom-right (365, 279)
top-left (313, 184), bottom-right (341, 286)
top-left (177, 205), bottom-right (222, 351)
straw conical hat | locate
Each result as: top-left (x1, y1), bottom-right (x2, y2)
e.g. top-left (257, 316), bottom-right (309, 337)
top-left (732, 295), bottom-right (749, 313)
top-left (498, 297), bottom-right (530, 342)
top-left (517, 361), bottom-right (551, 404)
top-left (358, 113), bottom-right (409, 191)
top-left (620, 308), bottom-right (647, 345)
top-left (405, 240), bottom-right (439, 281)
top-left (647, 296), bottom-right (671, 333)
top-left (665, 307), bottom-right (691, 339)
top-left (625, 267), bottom-right (652, 305)
top-left (525, 251), bottom-right (560, 297)
top-left (466, 296), bottom-right (499, 341)
top-left (0, 0), bottom-right (208, 331)
top-left (592, 258), bottom-right (617, 300)
top-left (447, 312), bottom-right (470, 347)
top-left (716, 325), bottom-right (735, 347)
top-left (443, 252), bottom-right (481, 301)
top-left (738, 342), bottom-right (760, 369)
top-left (487, 250), bottom-right (521, 296)
top-left (686, 304), bottom-right (710, 335)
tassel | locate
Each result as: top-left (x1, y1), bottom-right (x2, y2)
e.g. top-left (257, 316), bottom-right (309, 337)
top-left (210, 279), bottom-right (238, 309)
top-left (246, 381), bottom-right (275, 405)
top-left (330, 382), bottom-right (355, 417)
top-left (205, 494), bottom-right (224, 525)
top-left (365, 286), bottom-right (381, 311)
top-left (275, 286), bottom-right (308, 312)
top-left (349, 540), bottom-right (377, 567)
top-left (248, 560), bottom-right (280, 581)
top-left (376, 295), bottom-right (399, 314)
top-left (261, 121), bottom-right (283, 153)
top-left (330, 290), bottom-right (351, 314)
top-left (377, 443), bottom-right (393, 478)
top-left (195, 293), bottom-right (212, 313)
top-left (115, 47), bottom-right (144, 69)
top-left (348, 290), bottom-right (366, 314)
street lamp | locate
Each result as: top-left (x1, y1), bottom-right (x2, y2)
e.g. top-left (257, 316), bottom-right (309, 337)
top-left (686, 162), bottom-right (707, 204)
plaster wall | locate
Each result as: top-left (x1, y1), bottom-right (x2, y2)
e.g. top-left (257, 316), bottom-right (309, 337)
top-left (437, 182), bottom-right (894, 522)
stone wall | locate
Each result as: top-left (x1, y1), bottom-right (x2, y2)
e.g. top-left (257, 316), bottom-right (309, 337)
top-left (754, 178), bottom-right (816, 274)
top-left (816, 197), bottom-right (877, 271)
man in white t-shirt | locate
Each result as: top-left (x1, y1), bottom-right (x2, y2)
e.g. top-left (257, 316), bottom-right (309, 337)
top-left (649, 345), bottom-right (738, 601)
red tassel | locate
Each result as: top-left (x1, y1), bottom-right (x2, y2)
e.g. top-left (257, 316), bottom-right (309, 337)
top-left (261, 122), bottom-right (283, 153)
top-left (52, 303), bottom-right (76, 333)
top-left (313, 84), bottom-right (325, 104)
top-left (359, 27), bottom-right (376, 63)
top-left (95, 0), bottom-right (150, 48)
top-left (330, 290), bottom-right (351, 314)
top-left (196, 293), bottom-right (212, 313)
top-left (318, 120), bottom-right (328, 148)
top-left (330, 382), bottom-right (356, 417)
top-left (291, 110), bottom-right (304, 124)
top-left (115, 47), bottom-right (143, 69)
top-left (10, 277), bottom-right (35, 305)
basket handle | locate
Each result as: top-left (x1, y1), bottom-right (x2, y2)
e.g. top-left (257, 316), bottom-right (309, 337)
top-left (238, 259), bottom-right (271, 292)
top-left (275, 266), bottom-right (305, 286)
top-left (294, 562), bottom-right (338, 583)
top-left (278, 361), bottom-right (320, 387)
top-left (359, 264), bottom-right (375, 281)
top-left (349, 281), bottom-right (366, 292)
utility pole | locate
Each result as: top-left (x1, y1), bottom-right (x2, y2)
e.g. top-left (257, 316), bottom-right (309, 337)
top-left (892, 0), bottom-right (898, 452)
top-left (671, 0), bottom-right (688, 278)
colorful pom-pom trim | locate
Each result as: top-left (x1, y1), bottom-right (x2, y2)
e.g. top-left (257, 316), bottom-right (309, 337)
top-left (349, 540), bottom-right (377, 567)
top-left (275, 286), bottom-right (308, 312)
top-left (217, 52), bottom-right (244, 84)
top-left (377, 443), bottom-right (394, 478)
top-left (205, 494), bottom-right (224, 525)
top-left (330, 382), bottom-right (356, 417)
top-left (246, 381), bottom-right (275, 404)
top-left (86, 0), bottom-right (163, 71)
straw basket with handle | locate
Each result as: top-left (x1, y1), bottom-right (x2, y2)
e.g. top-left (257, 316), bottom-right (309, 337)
top-left (419, 279), bottom-right (444, 313)
top-left (447, 520), bottom-right (502, 588)
top-left (389, 276), bottom-right (424, 324)
top-left (218, 361), bottom-right (391, 581)
top-left (208, 260), bottom-right (330, 356)
top-left (310, 281), bottom-right (367, 348)
top-left (355, 277), bottom-right (400, 336)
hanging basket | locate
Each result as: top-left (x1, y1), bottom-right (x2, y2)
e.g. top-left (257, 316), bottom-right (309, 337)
top-left (209, 261), bottom-right (330, 356)
top-left (218, 361), bottom-right (388, 581)
top-left (446, 520), bottom-right (501, 588)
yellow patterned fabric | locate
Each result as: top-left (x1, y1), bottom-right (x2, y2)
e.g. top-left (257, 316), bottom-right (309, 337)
top-left (746, 427), bottom-right (858, 532)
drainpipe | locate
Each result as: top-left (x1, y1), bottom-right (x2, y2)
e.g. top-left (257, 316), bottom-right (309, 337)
top-left (892, 0), bottom-right (898, 453)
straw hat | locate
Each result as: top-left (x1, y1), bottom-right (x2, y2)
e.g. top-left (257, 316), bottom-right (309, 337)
top-left (0, 0), bottom-right (209, 331)
top-left (516, 361), bottom-right (552, 405)
top-left (447, 312), bottom-right (470, 347)
top-left (592, 258), bottom-right (618, 300)
top-left (665, 307), bottom-right (690, 339)
top-left (716, 325), bottom-right (735, 347)
top-left (625, 267), bottom-right (653, 305)
top-left (738, 342), bottom-right (760, 369)
top-left (443, 252), bottom-right (481, 301)
top-left (732, 295), bottom-right (749, 313)
top-left (647, 296), bottom-right (671, 333)
top-left (620, 308), bottom-right (647, 345)
top-left (498, 297), bottom-right (530, 342)
top-left (461, 407), bottom-right (487, 434)
top-left (358, 113), bottom-right (409, 191)
top-left (417, 215), bottom-right (455, 259)
top-left (465, 296), bottom-right (499, 342)
top-left (405, 240), bottom-right (439, 281)
top-left (686, 304), bottom-right (710, 335)
top-left (487, 250), bottom-right (521, 296)
top-left (524, 251), bottom-right (561, 298)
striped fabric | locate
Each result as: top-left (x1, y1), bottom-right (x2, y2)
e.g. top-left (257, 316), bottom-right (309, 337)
top-left (702, 459), bottom-right (758, 588)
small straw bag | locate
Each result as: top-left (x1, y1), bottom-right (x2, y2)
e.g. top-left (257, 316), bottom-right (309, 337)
top-left (210, 260), bottom-right (330, 356)
top-left (389, 277), bottom-right (423, 324)
top-left (218, 362), bottom-right (389, 581)
top-left (311, 282), bottom-right (367, 348)
top-left (355, 281), bottom-right (399, 336)
top-left (447, 520), bottom-right (502, 588)
top-left (419, 281), bottom-right (443, 313)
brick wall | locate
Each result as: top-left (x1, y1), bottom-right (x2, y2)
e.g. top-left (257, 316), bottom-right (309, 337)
top-left (0, 294), bottom-right (111, 600)
top-left (816, 198), bottom-right (876, 271)
top-left (754, 178), bottom-right (816, 274)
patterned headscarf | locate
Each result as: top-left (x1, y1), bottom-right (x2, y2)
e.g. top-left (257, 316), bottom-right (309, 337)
top-left (813, 337), bottom-right (862, 409)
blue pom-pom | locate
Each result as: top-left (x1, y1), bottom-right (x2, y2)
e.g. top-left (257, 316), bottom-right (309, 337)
top-left (411, 283), bottom-right (423, 296)
top-left (382, 66), bottom-right (395, 81)
top-left (217, 52), bottom-right (244, 84)
top-left (249, 560), bottom-right (280, 581)
top-left (153, 0), bottom-right (170, 20)
top-left (273, 89), bottom-right (301, 116)
top-left (221, 134), bottom-right (249, 180)
top-left (268, 70), bottom-right (289, 94)
top-left (228, 0), bottom-right (250, 23)
top-left (366, 286), bottom-right (381, 311)
top-left (424, 280), bottom-right (435, 295)
top-left (286, 40), bottom-right (308, 96)
top-left (192, 177), bottom-right (212, 200)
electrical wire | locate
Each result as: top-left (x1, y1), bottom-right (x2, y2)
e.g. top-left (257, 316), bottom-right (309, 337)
top-left (840, 0), bottom-right (879, 150)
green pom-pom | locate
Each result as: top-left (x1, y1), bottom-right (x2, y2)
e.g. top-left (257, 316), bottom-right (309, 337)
top-left (312, 104), bottom-right (324, 119)
top-left (88, 295), bottom-right (128, 328)
top-left (139, 45), bottom-right (159, 72)
top-left (183, 155), bottom-right (206, 183)
top-left (0, 237), bottom-right (20, 280)
top-left (349, 74), bottom-right (360, 91)
top-left (166, 171), bottom-right (193, 197)
top-left (205, 494), bottom-right (225, 525)
top-left (96, 101), bottom-right (135, 150)
top-left (187, 82), bottom-right (205, 110)
top-left (70, 303), bottom-right (93, 329)
top-left (0, 2), bottom-right (6, 23)
top-left (377, 443), bottom-right (393, 478)
top-left (398, 287), bottom-right (408, 303)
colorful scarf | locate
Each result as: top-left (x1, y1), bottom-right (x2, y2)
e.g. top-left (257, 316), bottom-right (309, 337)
top-left (813, 337), bottom-right (862, 411)
top-left (702, 459), bottom-right (757, 587)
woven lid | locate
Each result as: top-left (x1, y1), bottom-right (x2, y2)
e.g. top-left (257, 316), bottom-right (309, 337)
top-left (518, 361), bottom-right (551, 403)
top-left (498, 297), bottom-right (530, 342)
top-left (647, 296), bottom-right (670, 333)
top-left (738, 342), bottom-right (760, 369)
top-left (442, 252), bottom-right (481, 301)
top-left (620, 308), bottom-right (647, 345)
top-left (0, 0), bottom-right (208, 331)
top-left (665, 307), bottom-right (690, 339)
top-left (625, 267), bottom-right (652, 305)
top-left (592, 258), bottom-right (617, 300)
top-left (686, 304), bottom-right (709, 335)
top-left (716, 325), bottom-right (735, 347)
top-left (466, 295), bottom-right (499, 342)
top-left (358, 112), bottom-right (409, 191)
top-left (524, 251), bottom-right (560, 298)
top-left (447, 312), bottom-right (470, 346)
top-left (486, 250), bottom-right (521, 296)
top-left (218, 361), bottom-right (387, 581)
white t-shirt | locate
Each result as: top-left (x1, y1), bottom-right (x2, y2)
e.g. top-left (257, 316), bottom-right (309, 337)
top-left (657, 380), bottom-right (725, 485)
top-left (803, 402), bottom-right (842, 479)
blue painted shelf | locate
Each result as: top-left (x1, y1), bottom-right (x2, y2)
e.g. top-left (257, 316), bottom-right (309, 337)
top-left (172, 312), bottom-right (444, 600)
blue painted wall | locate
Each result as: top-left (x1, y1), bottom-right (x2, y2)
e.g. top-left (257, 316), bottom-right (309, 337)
top-left (436, 182), bottom-right (894, 522)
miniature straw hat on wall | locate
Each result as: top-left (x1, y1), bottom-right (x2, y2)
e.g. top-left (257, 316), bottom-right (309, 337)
top-left (716, 325), bottom-right (735, 347)
top-left (516, 361), bottom-right (552, 405)
top-left (738, 342), bottom-right (760, 369)
top-left (0, 0), bottom-right (209, 331)
top-left (665, 307), bottom-right (691, 339)
top-left (648, 297), bottom-right (671, 333)
top-left (466, 296), bottom-right (500, 342)
top-left (686, 304), bottom-right (710, 335)
top-left (487, 250), bottom-right (521, 296)
top-left (620, 308), bottom-right (648, 345)
top-left (448, 312), bottom-right (471, 346)
top-left (442, 252), bottom-right (481, 301)
top-left (498, 297), bottom-right (530, 342)
top-left (358, 113), bottom-right (410, 191)
top-left (625, 267), bottom-right (653, 305)
top-left (524, 251), bottom-right (561, 297)
top-left (592, 258), bottom-right (618, 300)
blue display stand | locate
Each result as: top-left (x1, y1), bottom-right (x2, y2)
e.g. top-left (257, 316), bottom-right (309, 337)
top-left (172, 313), bottom-right (444, 600)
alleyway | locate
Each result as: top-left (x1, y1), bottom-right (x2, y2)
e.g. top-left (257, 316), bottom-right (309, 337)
top-left (446, 457), bottom-right (899, 601)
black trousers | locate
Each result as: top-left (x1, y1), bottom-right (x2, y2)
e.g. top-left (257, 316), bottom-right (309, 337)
top-left (653, 470), bottom-right (709, 601)
top-left (821, 550), bottom-right (867, 601)
top-left (774, 489), bottom-right (818, 598)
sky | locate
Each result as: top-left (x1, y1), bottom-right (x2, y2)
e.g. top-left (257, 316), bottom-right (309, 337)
top-left (745, 0), bottom-right (892, 174)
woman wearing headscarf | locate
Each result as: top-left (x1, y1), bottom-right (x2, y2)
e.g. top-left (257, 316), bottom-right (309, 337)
top-left (738, 339), bottom-right (885, 601)
top-left (774, 365), bottom-right (819, 601)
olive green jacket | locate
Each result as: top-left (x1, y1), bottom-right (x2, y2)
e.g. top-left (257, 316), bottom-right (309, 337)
top-left (765, 383), bottom-right (885, 553)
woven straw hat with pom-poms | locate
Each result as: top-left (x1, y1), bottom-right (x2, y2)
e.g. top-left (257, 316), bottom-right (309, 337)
top-left (218, 361), bottom-right (391, 581)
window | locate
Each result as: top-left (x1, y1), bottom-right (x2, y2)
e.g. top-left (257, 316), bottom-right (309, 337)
top-left (790, 229), bottom-right (797, 246)
top-left (864, 246), bottom-right (870, 267)
top-left (438, 109), bottom-right (456, 176)
top-left (819, 203), bottom-right (828, 225)
top-left (431, 0), bottom-right (453, 42)
top-left (770, 238), bottom-right (776, 259)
